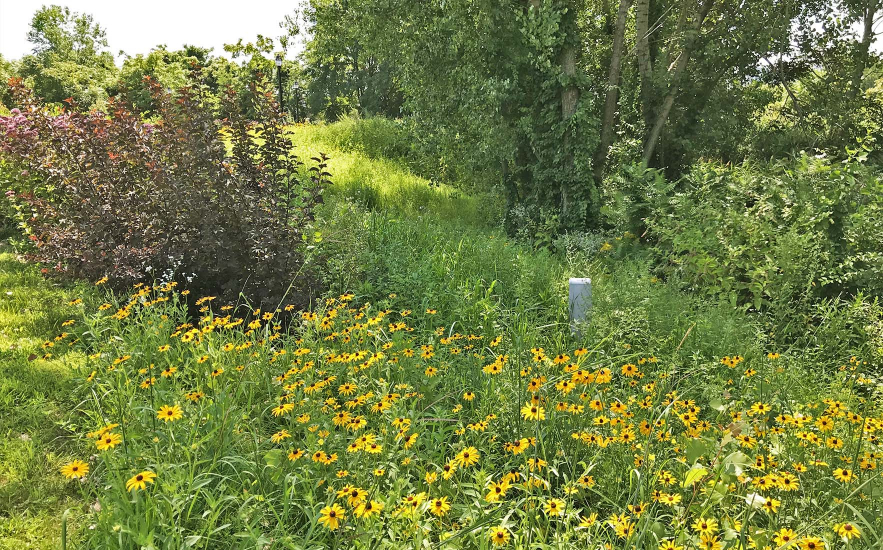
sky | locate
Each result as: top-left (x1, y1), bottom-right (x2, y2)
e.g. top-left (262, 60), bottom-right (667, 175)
top-left (0, 0), bottom-right (303, 62)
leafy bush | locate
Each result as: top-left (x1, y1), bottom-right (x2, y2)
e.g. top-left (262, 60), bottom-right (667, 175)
top-left (0, 75), bottom-right (330, 308)
top-left (647, 154), bottom-right (883, 311)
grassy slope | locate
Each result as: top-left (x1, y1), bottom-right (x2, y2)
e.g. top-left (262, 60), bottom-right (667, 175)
top-left (293, 122), bottom-right (496, 227)
top-left (291, 122), bottom-right (771, 371)
top-left (0, 247), bottom-right (87, 549)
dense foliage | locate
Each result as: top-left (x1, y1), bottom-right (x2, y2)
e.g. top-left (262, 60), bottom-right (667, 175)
top-left (643, 153), bottom-right (883, 311)
top-left (2, 3), bottom-right (883, 549)
top-left (0, 76), bottom-right (329, 308)
top-left (15, 5), bottom-right (117, 107)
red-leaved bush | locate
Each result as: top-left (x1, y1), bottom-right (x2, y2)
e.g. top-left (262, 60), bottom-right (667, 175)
top-left (0, 74), bottom-right (330, 307)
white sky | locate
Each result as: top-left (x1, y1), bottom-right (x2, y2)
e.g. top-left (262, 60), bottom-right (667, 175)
top-left (0, 0), bottom-right (303, 63)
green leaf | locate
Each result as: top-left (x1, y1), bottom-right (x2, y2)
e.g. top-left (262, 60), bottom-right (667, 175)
top-left (685, 439), bottom-right (711, 464)
top-left (683, 465), bottom-right (708, 488)
top-left (709, 398), bottom-right (726, 412)
top-left (264, 449), bottom-right (284, 468)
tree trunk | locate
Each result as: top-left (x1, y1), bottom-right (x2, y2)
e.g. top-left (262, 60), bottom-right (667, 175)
top-left (602, 0), bottom-right (613, 33)
top-left (663, 3), bottom-right (689, 70)
top-left (635, 0), bottom-right (653, 131)
top-left (560, 7), bottom-right (581, 220)
top-left (593, 0), bottom-right (632, 182)
top-left (643, 0), bottom-right (714, 166)
top-left (850, 0), bottom-right (878, 99)
top-left (561, 46), bottom-right (579, 119)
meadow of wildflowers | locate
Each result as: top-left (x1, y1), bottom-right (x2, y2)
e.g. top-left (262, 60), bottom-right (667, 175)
top-left (51, 280), bottom-right (882, 549)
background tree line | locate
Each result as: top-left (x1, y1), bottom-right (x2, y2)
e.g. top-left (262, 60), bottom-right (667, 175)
top-left (298, 0), bottom-right (883, 234)
top-left (2, 1), bottom-right (882, 236)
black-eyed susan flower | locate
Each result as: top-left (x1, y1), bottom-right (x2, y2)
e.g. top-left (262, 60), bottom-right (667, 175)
top-left (692, 517), bottom-right (718, 536)
top-left (354, 499), bottom-right (383, 519)
top-left (318, 503), bottom-right (345, 530)
top-left (799, 537), bottom-right (824, 550)
top-left (576, 474), bottom-right (595, 488)
top-left (544, 498), bottom-right (565, 517)
top-left (833, 468), bottom-right (853, 483)
top-left (488, 526), bottom-right (510, 546)
top-left (288, 449), bottom-right (304, 461)
top-left (157, 404), bottom-right (183, 422)
top-left (454, 447), bottom-right (479, 468)
top-left (835, 522), bottom-right (860, 540)
top-left (344, 487), bottom-right (367, 507)
top-left (429, 497), bottom-right (451, 517)
top-left (272, 403), bottom-right (295, 417)
top-left (763, 497), bottom-right (782, 514)
top-left (126, 470), bottom-right (157, 492)
top-left (96, 432), bottom-right (122, 451)
top-left (773, 527), bottom-right (798, 547)
top-left (185, 390), bottom-right (204, 402)
top-left (698, 534), bottom-right (721, 550)
top-left (60, 460), bottom-right (89, 479)
top-left (521, 403), bottom-right (545, 421)
top-left (485, 478), bottom-right (510, 502)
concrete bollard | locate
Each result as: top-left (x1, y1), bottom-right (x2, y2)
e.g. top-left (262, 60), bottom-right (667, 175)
top-left (569, 278), bottom-right (592, 336)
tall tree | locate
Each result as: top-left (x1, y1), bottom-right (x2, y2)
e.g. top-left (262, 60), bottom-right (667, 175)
top-left (300, 0), bottom-right (402, 120)
top-left (635, 0), bottom-right (653, 135)
top-left (848, 0), bottom-right (881, 98)
top-left (18, 5), bottom-right (117, 106)
top-left (594, 0), bottom-right (633, 182)
top-left (642, 0), bottom-right (715, 165)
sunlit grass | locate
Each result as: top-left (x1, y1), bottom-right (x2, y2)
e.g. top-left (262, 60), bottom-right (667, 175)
top-left (290, 123), bottom-right (499, 227)
top-left (0, 249), bottom-right (89, 549)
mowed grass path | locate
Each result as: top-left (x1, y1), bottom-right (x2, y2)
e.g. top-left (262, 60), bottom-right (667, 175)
top-left (0, 246), bottom-right (87, 549)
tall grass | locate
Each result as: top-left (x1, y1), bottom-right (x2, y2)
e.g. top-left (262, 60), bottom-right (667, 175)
top-left (291, 123), bottom-right (501, 227)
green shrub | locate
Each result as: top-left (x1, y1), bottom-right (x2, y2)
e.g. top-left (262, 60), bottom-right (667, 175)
top-left (0, 76), bottom-right (329, 309)
top-left (647, 154), bottom-right (883, 311)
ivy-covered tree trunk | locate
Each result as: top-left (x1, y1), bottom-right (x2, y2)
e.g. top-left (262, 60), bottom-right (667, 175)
top-left (522, 0), bottom-right (599, 231)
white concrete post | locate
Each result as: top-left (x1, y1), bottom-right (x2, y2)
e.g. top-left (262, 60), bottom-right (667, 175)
top-left (569, 278), bottom-right (592, 336)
